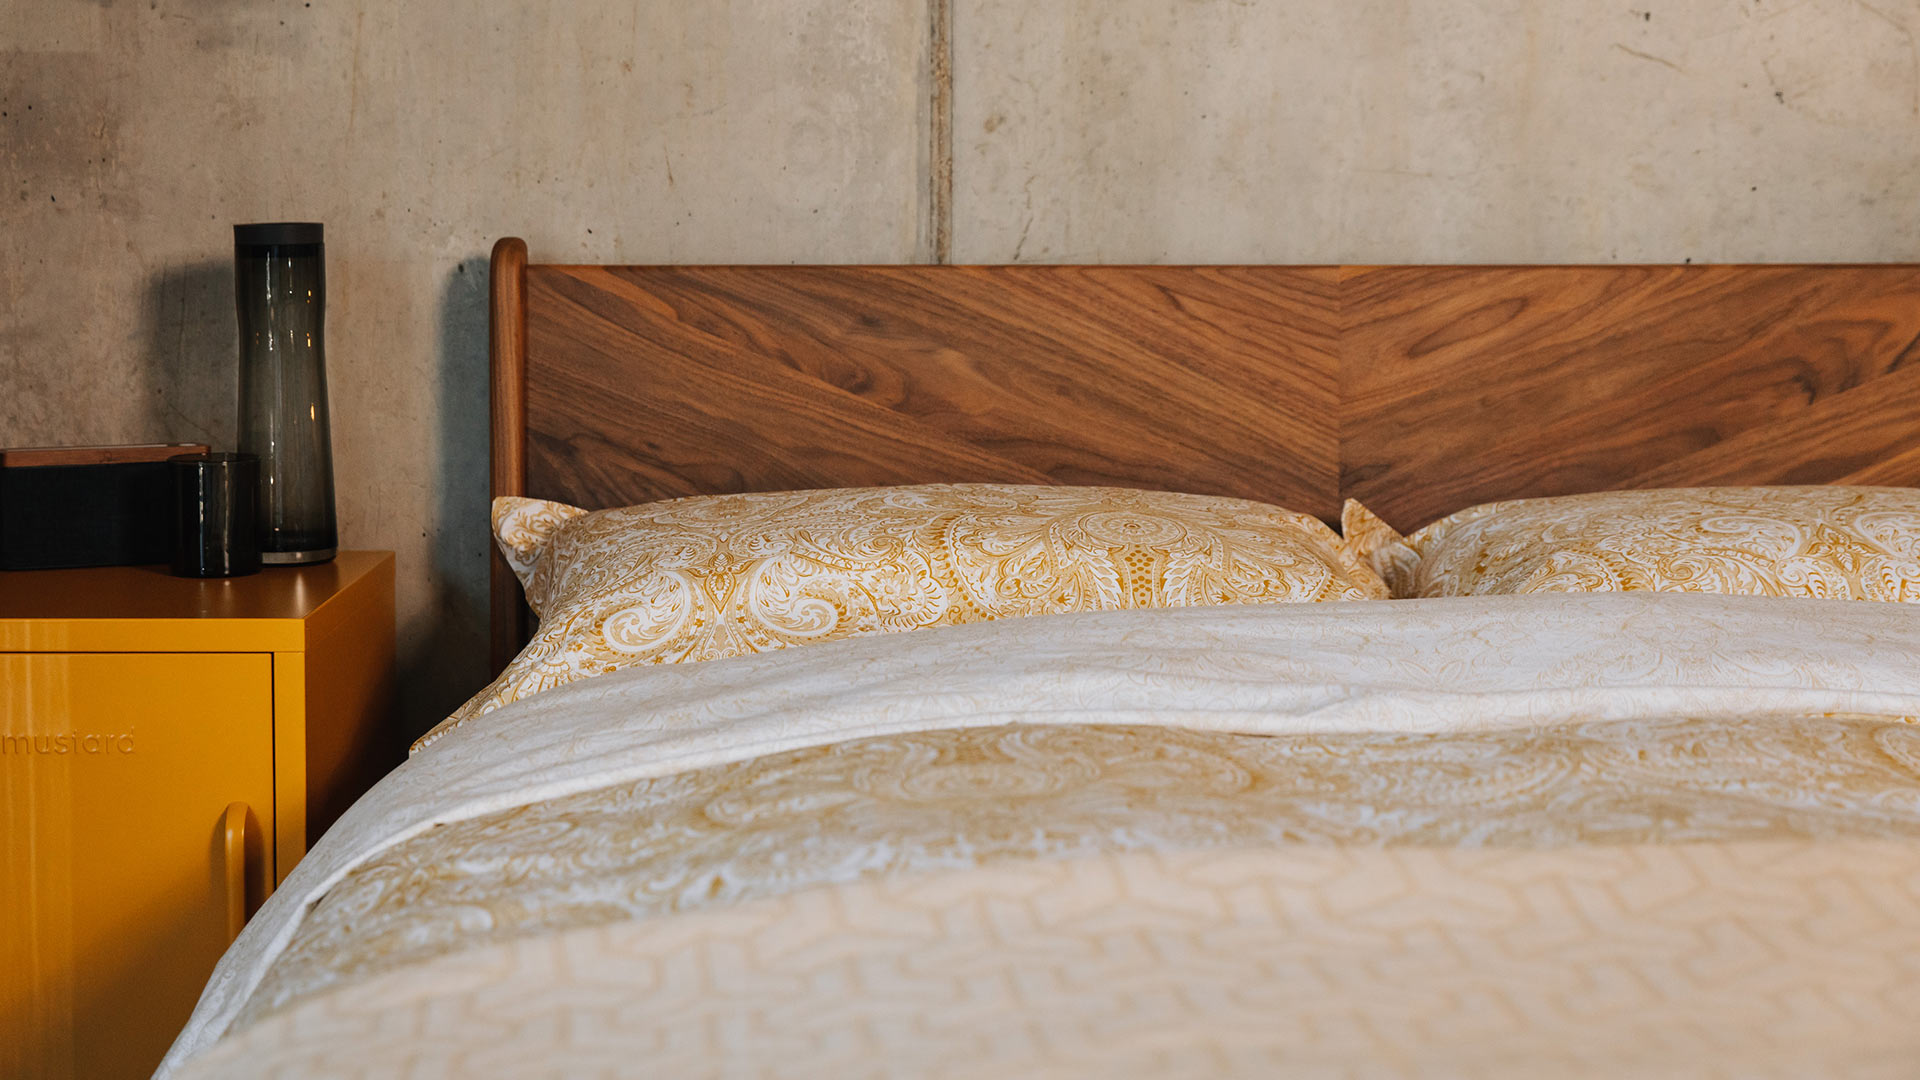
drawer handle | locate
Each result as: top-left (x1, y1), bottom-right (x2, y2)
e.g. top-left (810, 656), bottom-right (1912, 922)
top-left (221, 802), bottom-right (265, 942)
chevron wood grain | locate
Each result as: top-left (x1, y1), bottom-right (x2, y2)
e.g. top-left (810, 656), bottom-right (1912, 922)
top-left (523, 263), bottom-right (1343, 518)
top-left (1626, 362), bottom-right (1920, 489)
top-left (1340, 264), bottom-right (1920, 528)
top-left (489, 243), bottom-right (1920, 664)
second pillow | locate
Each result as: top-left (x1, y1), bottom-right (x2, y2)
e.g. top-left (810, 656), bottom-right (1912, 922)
top-left (1344, 486), bottom-right (1920, 602)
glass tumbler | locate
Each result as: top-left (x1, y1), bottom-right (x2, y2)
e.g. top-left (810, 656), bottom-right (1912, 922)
top-left (235, 222), bottom-right (337, 563)
top-left (169, 452), bottom-right (262, 578)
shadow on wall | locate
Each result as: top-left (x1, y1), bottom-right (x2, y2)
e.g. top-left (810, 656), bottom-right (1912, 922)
top-left (392, 254), bottom-right (493, 745)
top-left (137, 256), bottom-right (490, 745)
top-left (141, 260), bottom-right (236, 450)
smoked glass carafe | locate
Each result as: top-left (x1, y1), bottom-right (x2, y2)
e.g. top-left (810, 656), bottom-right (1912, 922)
top-left (234, 222), bottom-right (337, 563)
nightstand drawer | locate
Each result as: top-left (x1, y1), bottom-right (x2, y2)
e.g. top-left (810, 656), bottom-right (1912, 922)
top-left (1, 652), bottom-right (275, 1080)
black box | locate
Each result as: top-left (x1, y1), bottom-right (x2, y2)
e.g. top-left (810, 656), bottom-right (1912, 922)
top-left (0, 444), bottom-right (210, 570)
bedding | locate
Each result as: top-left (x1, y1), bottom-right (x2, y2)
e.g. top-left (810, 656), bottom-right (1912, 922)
top-left (445, 484), bottom-right (1386, 747)
top-left (163, 592), bottom-right (1920, 1079)
top-left (1344, 485), bottom-right (1920, 601)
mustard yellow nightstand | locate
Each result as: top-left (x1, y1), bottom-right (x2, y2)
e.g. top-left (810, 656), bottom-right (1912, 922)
top-left (0, 551), bottom-right (396, 1080)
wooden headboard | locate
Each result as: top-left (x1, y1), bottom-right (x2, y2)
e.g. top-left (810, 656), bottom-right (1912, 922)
top-left (489, 236), bottom-right (1920, 669)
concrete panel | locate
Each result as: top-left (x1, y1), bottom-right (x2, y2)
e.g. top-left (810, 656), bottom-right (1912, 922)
top-left (953, 0), bottom-right (1920, 263)
top-left (1, 1), bottom-right (930, 735)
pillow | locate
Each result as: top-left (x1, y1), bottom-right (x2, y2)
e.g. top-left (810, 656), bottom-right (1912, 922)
top-left (429, 484), bottom-right (1388, 747)
top-left (1343, 486), bottom-right (1920, 601)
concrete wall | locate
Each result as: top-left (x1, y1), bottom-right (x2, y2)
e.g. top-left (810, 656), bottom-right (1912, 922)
top-left (6, 0), bottom-right (1918, 735)
top-left (1, 2), bottom-right (931, 733)
top-left (954, 0), bottom-right (1920, 262)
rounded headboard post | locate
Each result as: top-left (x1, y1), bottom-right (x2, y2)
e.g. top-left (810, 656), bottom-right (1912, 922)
top-left (489, 236), bottom-right (530, 675)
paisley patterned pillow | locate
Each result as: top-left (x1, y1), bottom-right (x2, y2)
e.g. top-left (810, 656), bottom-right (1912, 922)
top-left (1344, 487), bottom-right (1920, 601)
top-left (433, 484), bottom-right (1388, 744)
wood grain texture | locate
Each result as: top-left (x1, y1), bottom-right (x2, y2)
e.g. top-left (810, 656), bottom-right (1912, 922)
top-left (0, 443), bottom-right (208, 467)
top-left (488, 246), bottom-right (1920, 666)
top-left (1340, 265), bottom-right (1920, 528)
top-left (523, 263), bottom-right (1342, 515)
top-left (488, 237), bottom-right (530, 675)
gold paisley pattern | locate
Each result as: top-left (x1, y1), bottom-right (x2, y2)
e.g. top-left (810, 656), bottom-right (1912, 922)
top-left (1345, 486), bottom-right (1920, 600)
top-left (238, 715), bottom-right (1920, 1034)
top-left (491, 495), bottom-right (587, 581)
top-left (457, 485), bottom-right (1387, 737)
top-left (162, 595), bottom-right (1920, 1079)
top-left (182, 839), bottom-right (1920, 1080)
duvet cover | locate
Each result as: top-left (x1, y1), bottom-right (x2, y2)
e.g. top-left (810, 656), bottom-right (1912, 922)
top-left (162, 594), bottom-right (1920, 1079)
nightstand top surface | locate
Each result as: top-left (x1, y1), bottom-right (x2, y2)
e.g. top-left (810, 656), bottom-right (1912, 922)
top-left (0, 551), bottom-right (393, 651)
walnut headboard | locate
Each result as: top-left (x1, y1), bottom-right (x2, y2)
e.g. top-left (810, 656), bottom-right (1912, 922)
top-left (488, 236), bottom-right (1920, 670)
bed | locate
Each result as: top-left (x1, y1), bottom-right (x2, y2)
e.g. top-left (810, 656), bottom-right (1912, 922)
top-left (158, 250), bottom-right (1920, 1078)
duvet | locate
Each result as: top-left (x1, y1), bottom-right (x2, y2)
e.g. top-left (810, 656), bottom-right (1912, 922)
top-left (162, 593), bottom-right (1920, 1079)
